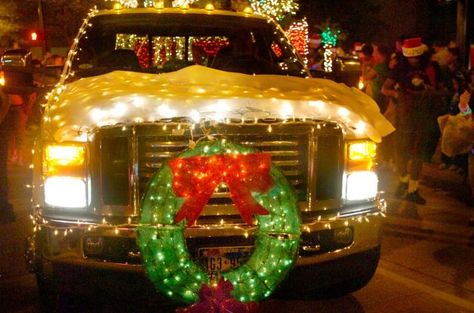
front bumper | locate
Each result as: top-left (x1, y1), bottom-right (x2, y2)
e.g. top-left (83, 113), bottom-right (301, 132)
top-left (28, 200), bottom-right (384, 278)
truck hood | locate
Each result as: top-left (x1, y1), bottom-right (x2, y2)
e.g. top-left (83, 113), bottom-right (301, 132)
top-left (45, 65), bottom-right (394, 142)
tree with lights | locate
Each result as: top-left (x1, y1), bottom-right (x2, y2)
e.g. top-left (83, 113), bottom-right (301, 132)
top-left (248, 0), bottom-right (299, 21)
top-left (0, 1), bottom-right (19, 46)
top-left (285, 18), bottom-right (309, 64)
top-left (320, 26), bottom-right (341, 72)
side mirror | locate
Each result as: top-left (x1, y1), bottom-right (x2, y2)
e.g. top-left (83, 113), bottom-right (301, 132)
top-left (1, 49), bottom-right (34, 94)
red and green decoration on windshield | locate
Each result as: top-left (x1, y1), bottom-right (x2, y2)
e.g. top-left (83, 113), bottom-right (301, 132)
top-left (137, 139), bottom-right (301, 312)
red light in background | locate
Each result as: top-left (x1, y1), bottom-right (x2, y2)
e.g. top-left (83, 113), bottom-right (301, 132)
top-left (30, 31), bottom-right (38, 41)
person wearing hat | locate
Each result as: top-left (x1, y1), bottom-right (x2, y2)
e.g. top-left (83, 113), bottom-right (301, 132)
top-left (382, 37), bottom-right (440, 205)
top-left (0, 89), bottom-right (15, 223)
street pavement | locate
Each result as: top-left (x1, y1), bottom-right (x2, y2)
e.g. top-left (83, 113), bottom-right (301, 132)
top-left (380, 162), bottom-right (474, 246)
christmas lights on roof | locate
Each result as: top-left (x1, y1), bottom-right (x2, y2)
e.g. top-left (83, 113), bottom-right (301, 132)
top-left (249, 0), bottom-right (299, 21)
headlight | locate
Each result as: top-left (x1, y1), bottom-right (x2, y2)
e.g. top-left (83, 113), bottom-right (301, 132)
top-left (44, 176), bottom-right (88, 208)
top-left (43, 144), bottom-right (88, 208)
top-left (343, 171), bottom-right (378, 201)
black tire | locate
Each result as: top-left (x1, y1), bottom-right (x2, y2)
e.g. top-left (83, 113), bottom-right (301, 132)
top-left (36, 273), bottom-right (60, 313)
top-left (312, 246), bottom-right (380, 299)
top-left (276, 246), bottom-right (381, 300)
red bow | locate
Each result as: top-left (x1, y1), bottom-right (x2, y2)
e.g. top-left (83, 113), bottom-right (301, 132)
top-left (176, 278), bottom-right (259, 313)
top-left (169, 153), bottom-right (272, 226)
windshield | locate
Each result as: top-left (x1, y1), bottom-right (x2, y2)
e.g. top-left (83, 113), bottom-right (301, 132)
top-left (70, 13), bottom-right (307, 78)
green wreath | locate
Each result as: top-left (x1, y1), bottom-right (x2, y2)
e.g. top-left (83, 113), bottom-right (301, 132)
top-left (137, 140), bottom-right (301, 304)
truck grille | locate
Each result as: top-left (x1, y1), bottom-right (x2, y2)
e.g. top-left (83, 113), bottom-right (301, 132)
top-left (139, 134), bottom-right (308, 204)
top-left (96, 122), bottom-right (343, 217)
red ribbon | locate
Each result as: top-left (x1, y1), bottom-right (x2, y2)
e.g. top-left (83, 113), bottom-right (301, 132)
top-left (169, 153), bottom-right (272, 226)
top-left (176, 278), bottom-right (259, 313)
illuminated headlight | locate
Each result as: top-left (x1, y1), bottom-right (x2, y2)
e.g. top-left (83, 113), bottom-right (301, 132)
top-left (44, 176), bottom-right (88, 208)
top-left (343, 171), bottom-right (378, 201)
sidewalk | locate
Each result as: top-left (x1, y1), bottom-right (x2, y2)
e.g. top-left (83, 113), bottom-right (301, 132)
top-left (380, 163), bottom-right (474, 246)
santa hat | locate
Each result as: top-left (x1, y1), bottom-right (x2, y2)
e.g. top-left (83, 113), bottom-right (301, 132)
top-left (309, 34), bottom-right (321, 48)
top-left (402, 37), bottom-right (428, 57)
top-left (353, 42), bottom-right (363, 52)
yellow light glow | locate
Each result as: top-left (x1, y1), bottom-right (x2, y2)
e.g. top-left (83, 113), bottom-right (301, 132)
top-left (205, 3), bottom-right (214, 11)
top-left (348, 141), bottom-right (376, 161)
top-left (153, 1), bottom-right (164, 8)
top-left (113, 3), bottom-right (122, 10)
top-left (45, 145), bottom-right (85, 167)
top-left (243, 6), bottom-right (254, 14)
top-left (358, 77), bottom-right (364, 90)
top-left (0, 72), bottom-right (4, 86)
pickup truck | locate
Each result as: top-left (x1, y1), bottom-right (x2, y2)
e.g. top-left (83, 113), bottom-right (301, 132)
top-left (4, 4), bottom-right (393, 311)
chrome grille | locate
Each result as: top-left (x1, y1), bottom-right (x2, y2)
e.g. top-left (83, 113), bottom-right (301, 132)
top-left (138, 133), bottom-right (309, 204)
top-left (96, 122), bottom-right (343, 217)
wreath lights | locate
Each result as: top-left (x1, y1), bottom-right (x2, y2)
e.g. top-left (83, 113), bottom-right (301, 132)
top-left (137, 139), bottom-right (301, 305)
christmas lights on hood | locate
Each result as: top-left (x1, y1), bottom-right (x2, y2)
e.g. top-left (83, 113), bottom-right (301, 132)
top-left (44, 65), bottom-right (394, 142)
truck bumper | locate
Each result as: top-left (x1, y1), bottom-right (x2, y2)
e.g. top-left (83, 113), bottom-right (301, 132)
top-left (27, 202), bottom-right (384, 294)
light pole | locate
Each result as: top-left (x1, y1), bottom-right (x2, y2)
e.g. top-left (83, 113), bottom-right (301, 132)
top-left (37, 0), bottom-right (46, 57)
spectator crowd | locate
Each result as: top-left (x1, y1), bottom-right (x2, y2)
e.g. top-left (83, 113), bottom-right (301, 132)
top-left (0, 50), bottom-right (65, 223)
top-left (355, 36), bottom-right (474, 209)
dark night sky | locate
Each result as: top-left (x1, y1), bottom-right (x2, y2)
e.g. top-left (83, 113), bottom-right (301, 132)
top-left (295, 0), bottom-right (463, 49)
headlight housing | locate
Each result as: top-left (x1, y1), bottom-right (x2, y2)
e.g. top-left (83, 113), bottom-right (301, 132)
top-left (43, 143), bottom-right (89, 208)
top-left (344, 140), bottom-right (378, 201)
top-left (343, 171), bottom-right (378, 201)
top-left (347, 140), bottom-right (376, 171)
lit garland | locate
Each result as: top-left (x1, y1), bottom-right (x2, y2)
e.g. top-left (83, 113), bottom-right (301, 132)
top-left (106, 0), bottom-right (199, 8)
top-left (321, 27), bottom-right (340, 73)
top-left (192, 37), bottom-right (229, 57)
top-left (172, 0), bottom-right (197, 6)
top-left (285, 18), bottom-right (309, 65)
top-left (137, 139), bottom-right (301, 304)
top-left (108, 0), bottom-right (139, 8)
top-left (249, 0), bottom-right (299, 21)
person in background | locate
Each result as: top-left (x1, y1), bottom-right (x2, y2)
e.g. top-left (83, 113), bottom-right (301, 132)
top-left (7, 90), bottom-right (36, 166)
top-left (440, 72), bottom-right (472, 173)
top-left (452, 90), bottom-right (474, 223)
top-left (358, 43), bottom-right (375, 95)
top-left (0, 90), bottom-right (15, 223)
top-left (364, 44), bottom-right (392, 167)
top-left (431, 40), bottom-right (449, 67)
top-left (382, 37), bottom-right (439, 204)
top-left (363, 43), bottom-right (390, 112)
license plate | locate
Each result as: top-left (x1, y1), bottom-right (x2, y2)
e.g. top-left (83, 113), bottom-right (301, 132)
top-left (198, 246), bottom-right (252, 275)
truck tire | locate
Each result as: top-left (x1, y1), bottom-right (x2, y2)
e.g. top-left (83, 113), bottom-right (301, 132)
top-left (312, 246), bottom-right (381, 299)
top-left (276, 246), bottom-right (381, 299)
top-left (36, 273), bottom-right (60, 313)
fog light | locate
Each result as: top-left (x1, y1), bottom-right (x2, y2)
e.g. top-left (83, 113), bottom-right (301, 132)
top-left (334, 227), bottom-right (353, 245)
